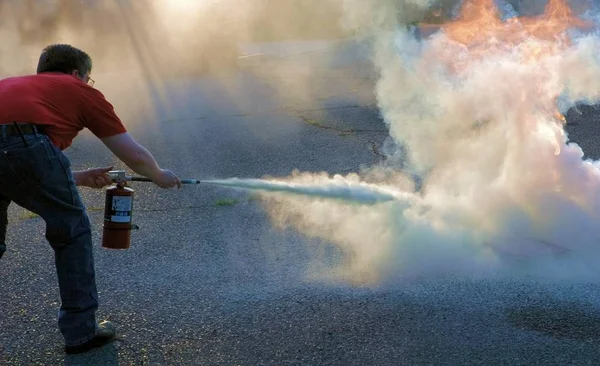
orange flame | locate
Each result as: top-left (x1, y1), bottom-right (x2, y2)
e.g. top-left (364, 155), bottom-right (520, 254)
top-left (440, 0), bottom-right (503, 46)
top-left (420, 0), bottom-right (593, 67)
top-left (518, 0), bottom-right (590, 41)
top-left (440, 0), bottom-right (591, 48)
top-left (419, 0), bottom-right (593, 151)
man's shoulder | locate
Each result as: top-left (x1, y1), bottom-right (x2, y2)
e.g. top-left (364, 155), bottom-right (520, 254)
top-left (35, 72), bottom-right (82, 84)
top-left (0, 74), bottom-right (28, 84)
top-left (4, 72), bottom-right (84, 85)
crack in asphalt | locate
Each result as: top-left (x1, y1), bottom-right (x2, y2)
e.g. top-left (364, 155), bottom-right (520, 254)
top-left (161, 105), bottom-right (390, 161)
top-left (368, 140), bottom-right (386, 159)
top-left (295, 114), bottom-right (388, 160)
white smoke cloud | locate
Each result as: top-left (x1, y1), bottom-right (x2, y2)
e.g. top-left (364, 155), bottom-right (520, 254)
top-left (255, 0), bottom-right (600, 285)
top-left (6, 0), bottom-right (600, 285)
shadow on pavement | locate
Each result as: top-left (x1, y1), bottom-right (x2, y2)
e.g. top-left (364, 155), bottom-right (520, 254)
top-left (63, 343), bottom-right (118, 366)
top-left (506, 302), bottom-right (600, 342)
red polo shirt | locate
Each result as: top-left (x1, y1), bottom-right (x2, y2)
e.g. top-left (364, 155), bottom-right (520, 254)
top-left (0, 72), bottom-right (127, 150)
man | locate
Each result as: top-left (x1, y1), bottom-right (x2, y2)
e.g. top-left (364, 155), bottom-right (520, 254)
top-left (0, 44), bottom-right (182, 354)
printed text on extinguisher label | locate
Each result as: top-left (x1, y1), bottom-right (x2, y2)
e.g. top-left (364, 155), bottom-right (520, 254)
top-left (111, 196), bottom-right (133, 223)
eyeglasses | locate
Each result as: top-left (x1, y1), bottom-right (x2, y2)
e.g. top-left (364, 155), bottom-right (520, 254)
top-left (87, 77), bottom-right (95, 87)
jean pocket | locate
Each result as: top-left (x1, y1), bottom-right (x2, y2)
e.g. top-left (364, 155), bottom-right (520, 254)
top-left (3, 138), bottom-right (55, 184)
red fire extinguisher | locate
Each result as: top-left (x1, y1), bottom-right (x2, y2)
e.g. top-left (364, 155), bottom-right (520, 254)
top-left (100, 169), bottom-right (199, 249)
top-left (102, 180), bottom-right (136, 249)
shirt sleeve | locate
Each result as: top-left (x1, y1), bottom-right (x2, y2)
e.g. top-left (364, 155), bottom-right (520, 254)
top-left (79, 86), bottom-right (128, 138)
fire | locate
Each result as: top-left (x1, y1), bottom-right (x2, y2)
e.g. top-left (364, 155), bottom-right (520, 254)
top-left (518, 0), bottom-right (589, 41)
top-left (439, 0), bottom-right (591, 60)
top-left (440, 0), bottom-right (503, 46)
top-left (420, 0), bottom-right (592, 146)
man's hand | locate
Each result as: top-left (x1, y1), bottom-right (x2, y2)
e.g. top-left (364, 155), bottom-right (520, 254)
top-left (154, 169), bottom-right (182, 189)
top-left (73, 166), bottom-right (114, 189)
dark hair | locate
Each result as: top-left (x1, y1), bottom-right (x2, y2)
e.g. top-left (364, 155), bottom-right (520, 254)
top-left (36, 44), bottom-right (93, 75)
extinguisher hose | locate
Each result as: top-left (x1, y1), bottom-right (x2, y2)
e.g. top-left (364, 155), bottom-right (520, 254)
top-left (109, 171), bottom-right (201, 185)
top-left (129, 176), bottom-right (153, 182)
top-left (128, 176), bottom-right (201, 184)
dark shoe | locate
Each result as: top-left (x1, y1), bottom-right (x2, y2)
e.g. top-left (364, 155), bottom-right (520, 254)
top-left (64, 321), bottom-right (116, 354)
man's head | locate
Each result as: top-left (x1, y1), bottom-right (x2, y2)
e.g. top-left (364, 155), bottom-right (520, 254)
top-left (36, 44), bottom-right (94, 85)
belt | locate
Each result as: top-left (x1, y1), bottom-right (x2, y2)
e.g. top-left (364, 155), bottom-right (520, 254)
top-left (0, 123), bottom-right (43, 139)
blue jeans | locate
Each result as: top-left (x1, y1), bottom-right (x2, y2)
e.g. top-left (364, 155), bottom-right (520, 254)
top-left (0, 132), bottom-right (98, 346)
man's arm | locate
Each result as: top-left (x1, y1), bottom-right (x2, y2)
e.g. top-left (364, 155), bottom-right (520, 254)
top-left (100, 132), bottom-right (181, 188)
top-left (78, 87), bottom-right (180, 188)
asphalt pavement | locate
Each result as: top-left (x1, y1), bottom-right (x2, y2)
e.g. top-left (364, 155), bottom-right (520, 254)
top-left (2, 39), bottom-right (600, 365)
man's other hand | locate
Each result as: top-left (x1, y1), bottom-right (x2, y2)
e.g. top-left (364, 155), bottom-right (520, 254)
top-left (74, 166), bottom-right (114, 189)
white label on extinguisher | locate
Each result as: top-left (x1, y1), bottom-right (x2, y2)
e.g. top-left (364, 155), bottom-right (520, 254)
top-left (111, 196), bottom-right (133, 223)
